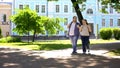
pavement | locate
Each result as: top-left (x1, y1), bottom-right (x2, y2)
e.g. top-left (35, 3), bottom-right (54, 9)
top-left (0, 41), bottom-right (120, 68)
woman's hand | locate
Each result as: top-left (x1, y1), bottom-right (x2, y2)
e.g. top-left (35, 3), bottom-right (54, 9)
top-left (77, 25), bottom-right (80, 28)
top-left (79, 26), bottom-right (83, 32)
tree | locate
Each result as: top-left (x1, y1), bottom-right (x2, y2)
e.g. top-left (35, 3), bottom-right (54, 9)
top-left (71, 0), bottom-right (84, 24)
top-left (11, 6), bottom-right (63, 42)
top-left (100, 0), bottom-right (120, 13)
top-left (41, 16), bottom-right (63, 35)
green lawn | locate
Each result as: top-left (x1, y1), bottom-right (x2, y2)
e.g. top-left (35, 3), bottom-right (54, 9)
top-left (0, 39), bottom-right (119, 50)
top-left (109, 49), bottom-right (120, 56)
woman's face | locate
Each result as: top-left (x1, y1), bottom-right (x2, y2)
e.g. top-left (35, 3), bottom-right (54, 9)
top-left (82, 20), bottom-right (86, 25)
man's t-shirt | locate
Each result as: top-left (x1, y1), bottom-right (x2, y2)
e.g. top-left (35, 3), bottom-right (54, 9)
top-left (69, 22), bottom-right (76, 36)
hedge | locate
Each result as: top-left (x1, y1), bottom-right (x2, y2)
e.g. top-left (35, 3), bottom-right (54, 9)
top-left (113, 28), bottom-right (120, 40)
top-left (100, 28), bottom-right (112, 40)
top-left (0, 36), bottom-right (21, 43)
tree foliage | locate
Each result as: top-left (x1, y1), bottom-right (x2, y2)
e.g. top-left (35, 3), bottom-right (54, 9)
top-left (100, 0), bottom-right (120, 13)
top-left (11, 6), bottom-right (63, 42)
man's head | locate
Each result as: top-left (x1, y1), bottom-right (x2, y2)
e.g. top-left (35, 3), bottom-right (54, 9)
top-left (73, 16), bottom-right (77, 22)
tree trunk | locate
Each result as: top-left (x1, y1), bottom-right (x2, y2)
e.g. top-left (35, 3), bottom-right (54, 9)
top-left (28, 32), bottom-right (30, 43)
top-left (32, 30), bottom-right (36, 42)
top-left (71, 0), bottom-right (84, 24)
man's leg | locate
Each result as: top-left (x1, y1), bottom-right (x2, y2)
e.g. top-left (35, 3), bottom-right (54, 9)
top-left (72, 36), bottom-right (79, 53)
top-left (69, 36), bottom-right (76, 54)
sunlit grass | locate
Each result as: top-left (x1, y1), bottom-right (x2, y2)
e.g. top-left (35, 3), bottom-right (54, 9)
top-left (0, 39), bottom-right (119, 50)
top-left (108, 49), bottom-right (120, 56)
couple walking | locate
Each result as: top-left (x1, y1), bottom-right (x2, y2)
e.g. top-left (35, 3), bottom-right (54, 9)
top-left (67, 16), bottom-right (92, 54)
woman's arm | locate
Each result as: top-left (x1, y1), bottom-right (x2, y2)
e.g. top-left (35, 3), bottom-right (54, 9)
top-left (79, 26), bottom-right (83, 32)
top-left (88, 25), bottom-right (92, 32)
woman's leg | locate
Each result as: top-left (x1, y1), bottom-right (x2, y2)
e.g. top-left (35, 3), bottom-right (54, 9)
top-left (81, 36), bottom-right (86, 53)
top-left (86, 36), bottom-right (90, 52)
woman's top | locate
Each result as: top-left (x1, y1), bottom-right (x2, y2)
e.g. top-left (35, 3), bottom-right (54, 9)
top-left (80, 25), bottom-right (91, 36)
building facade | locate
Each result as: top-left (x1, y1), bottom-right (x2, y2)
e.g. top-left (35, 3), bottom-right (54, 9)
top-left (0, 0), bottom-right (12, 37)
top-left (11, 0), bottom-right (120, 37)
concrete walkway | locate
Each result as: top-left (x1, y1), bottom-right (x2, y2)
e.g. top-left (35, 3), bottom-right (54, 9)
top-left (0, 42), bottom-right (120, 68)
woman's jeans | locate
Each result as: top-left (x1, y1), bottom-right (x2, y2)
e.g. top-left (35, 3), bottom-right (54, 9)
top-left (69, 35), bottom-right (79, 53)
top-left (81, 36), bottom-right (90, 53)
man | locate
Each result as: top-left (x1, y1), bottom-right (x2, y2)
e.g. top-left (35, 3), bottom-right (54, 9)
top-left (67, 16), bottom-right (80, 54)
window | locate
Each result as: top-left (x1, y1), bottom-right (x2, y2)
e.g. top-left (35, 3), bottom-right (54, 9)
top-left (64, 5), bottom-right (68, 12)
top-left (41, 5), bottom-right (45, 13)
top-left (102, 6), bottom-right (106, 9)
top-left (19, 5), bottom-right (23, 9)
top-left (56, 5), bottom-right (59, 13)
top-left (2, 14), bottom-right (6, 25)
top-left (64, 18), bottom-right (68, 25)
top-left (87, 9), bottom-right (93, 14)
top-left (57, 31), bottom-right (59, 35)
top-left (102, 19), bottom-right (105, 26)
top-left (110, 6), bottom-right (113, 14)
top-left (118, 19), bottom-right (120, 26)
top-left (101, 5), bottom-right (108, 13)
top-left (72, 7), bottom-right (75, 13)
top-left (6, 32), bottom-right (9, 37)
top-left (110, 19), bottom-right (113, 26)
top-left (26, 5), bottom-right (29, 8)
top-left (64, 30), bottom-right (68, 35)
top-left (3, 14), bottom-right (6, 22)
top-left (36, 5), bottom-right (39, 13)
top-left (117, 11), bottom-right (120, 14)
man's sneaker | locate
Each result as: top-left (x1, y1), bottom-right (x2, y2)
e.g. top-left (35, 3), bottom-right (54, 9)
top-left (71, 52), bottom-right (77, 55)
top-left (88, 49), bottom-right (90, 53)
top-left (82, 52), bottom-right (86, 55)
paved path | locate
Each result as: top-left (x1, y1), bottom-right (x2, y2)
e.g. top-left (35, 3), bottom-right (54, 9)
top-left (0, 42), bottom-right (120, 68)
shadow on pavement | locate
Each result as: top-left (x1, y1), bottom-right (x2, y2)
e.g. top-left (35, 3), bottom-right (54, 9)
top-left (90, 42), bottom-right (120, 50)
top-left (0, 48), bottom-right (120, 68)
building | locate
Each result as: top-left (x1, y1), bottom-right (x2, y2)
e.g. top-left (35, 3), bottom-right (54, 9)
top-left (0, 0), bottom-right (12, 37)
top-left (11, 0), bottom-right (120, 37)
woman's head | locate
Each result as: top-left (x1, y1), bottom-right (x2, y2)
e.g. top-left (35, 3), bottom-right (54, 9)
top-left (82, 19), bottom-right (88, 25)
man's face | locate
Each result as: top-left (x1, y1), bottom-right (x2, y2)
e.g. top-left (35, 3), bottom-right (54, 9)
top-left (73, 17), bottom-right (77, 22)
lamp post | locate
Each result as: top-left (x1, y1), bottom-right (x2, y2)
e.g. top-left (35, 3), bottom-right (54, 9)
top-left (46, 0), bottom-right (48, 40)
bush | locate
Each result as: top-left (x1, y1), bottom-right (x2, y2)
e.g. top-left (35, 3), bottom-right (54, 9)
top-left (113, 28), bottom-right (120, 40)
top-left (0, 36), bottom-right (21, 43)
top-left (100, 28), bottom-right (112, 40)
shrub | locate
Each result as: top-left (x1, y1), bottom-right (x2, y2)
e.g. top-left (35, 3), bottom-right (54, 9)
top-left (100, 28), bottom-right (112, 40)
top-left (113, 28), bottom-right (120, 40)
top-left (0, 36), bottom-right (21, 43)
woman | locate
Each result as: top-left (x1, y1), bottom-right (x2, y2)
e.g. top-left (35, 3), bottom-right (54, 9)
top-left (79, 19), bottom-right (91, 54)
top-left (67, 16), bottom-right (80, 54)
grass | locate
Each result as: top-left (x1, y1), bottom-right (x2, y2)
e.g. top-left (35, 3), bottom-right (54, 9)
top-left (109, 49), bottom-right (120, 56)
top-left (0, 39), bottom-right (119, 51)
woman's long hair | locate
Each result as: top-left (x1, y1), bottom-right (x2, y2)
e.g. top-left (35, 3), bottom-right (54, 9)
top-left (82, 19), bottom-right (89, 25)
